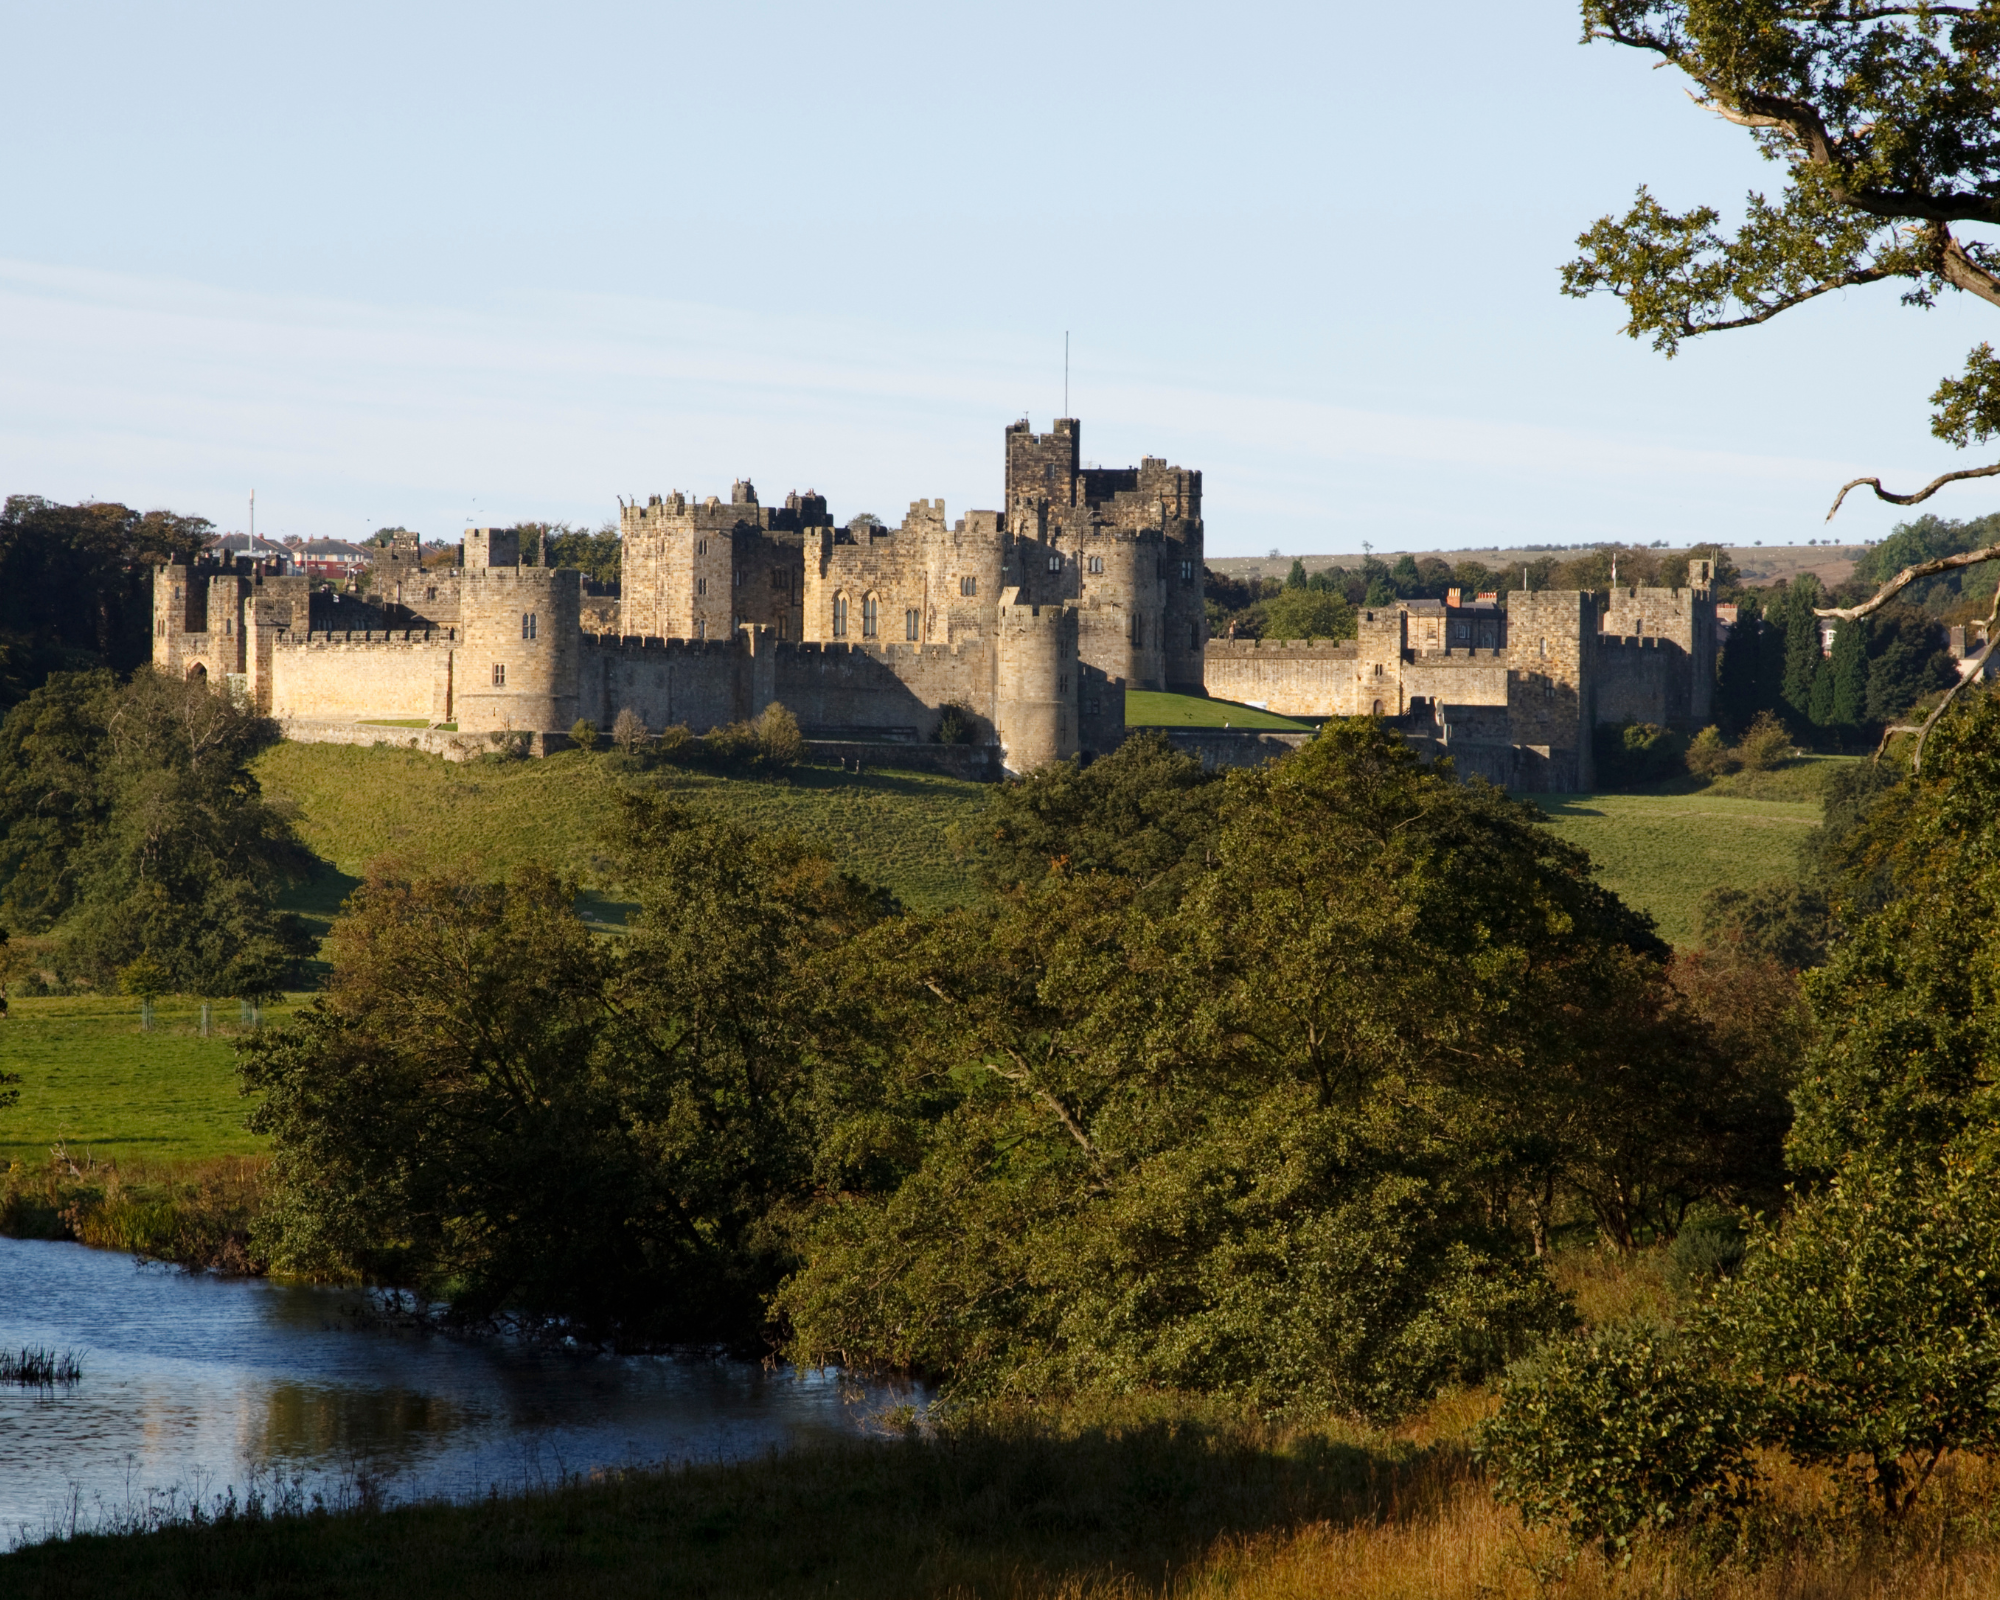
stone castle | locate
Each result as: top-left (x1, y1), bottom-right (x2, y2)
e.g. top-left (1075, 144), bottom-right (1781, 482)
top-left (152, 417), bottom-right (1716, 788)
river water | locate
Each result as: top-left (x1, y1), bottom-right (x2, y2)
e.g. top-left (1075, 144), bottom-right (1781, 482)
top-left (0, 1236), bottom-right (907, 1547)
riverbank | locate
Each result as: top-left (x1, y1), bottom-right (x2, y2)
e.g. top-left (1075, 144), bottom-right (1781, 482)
top-left (8, 1399), bottom-right (2000, 1599)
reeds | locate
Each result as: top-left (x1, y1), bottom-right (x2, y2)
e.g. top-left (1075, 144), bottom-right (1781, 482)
top-left (0, 1346), bottom-right (81, 1385)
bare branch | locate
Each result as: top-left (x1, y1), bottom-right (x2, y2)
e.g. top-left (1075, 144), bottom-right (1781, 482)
top-left (1873, 723), bottom-right (1923, 764)
top-left (984, 1057), bottom-right (1108, 1182)
top-left (1815, 540), bottom-right (2000, 621)
top-left (1824, 464), bottom-right (2000, 525)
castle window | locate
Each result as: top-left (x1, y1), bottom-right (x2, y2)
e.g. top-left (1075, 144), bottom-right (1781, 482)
top-left (905, 608), bottom-right (920, 641)
top-left (696, 578), bottom-right (708, 596)
top-left (225, 619), bottom-right (233, 636)
top-left (522, 612), bottom-right (538, 640)
top-left (862, 595), bottom-right (879, 638)
top-left (1088, 555), bottom-right (1103, 575)
top-left (1544, 682), bottom-right (1555, 699)
top-left (1047, 553), bottom-right (1062, 573)
top-left (960, 575), bottom-right (977, 597)
top-left (833, 594), bottom-right (849, 637)
top-left (734, 570), bottom-right (742, 588)
top-left (426, 587), bottom-right (437, 601)
top-left (1372, 699), bottom-right (1384, 715)
top-left (1454, 622), bottom-right (1470, 642)
top-left (696, 619), bottom-right (706, 639)
top-left (697, 539), bottom-right (708, 556)
top-left (777, 621), bottom-right (787, 640)
top-left (1539, 638), bottom-right (1547, 657)
top-left (1058, 675), bottom-right (1068, 694)
top-left (492, 663), bottom-right (506, 686)
top-left (1189, 624), bottom-right (1199, 649)
top-left (1131, 617), bottom-right (1144, 647)
top-left (1180, 560), bottom-right (1194, 581)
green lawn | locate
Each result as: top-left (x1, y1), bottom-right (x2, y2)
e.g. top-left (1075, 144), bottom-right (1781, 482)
top-left (1125, 690), bottom-right (1313, 730)
top-left (252, 743), bottom-right (993, 916)
top-left (0, 995), bottom-right (296, 1165)
top-left (1526, 790), bottom-right (1822, 947)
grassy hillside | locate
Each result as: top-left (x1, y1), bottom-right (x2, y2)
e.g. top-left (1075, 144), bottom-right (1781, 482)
top-left (1527, 790), bottom-right (1821, 947)
top-left (0, 996), bottom-right (294, 1165)
top-left (1124, 690), bottom-right (1312, 730)
top-left (252, 744), bottom-right (993, 916)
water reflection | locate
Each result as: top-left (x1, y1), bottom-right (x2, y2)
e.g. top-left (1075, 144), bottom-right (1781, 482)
top-left (0, 1236), bottom-right (909, 1545)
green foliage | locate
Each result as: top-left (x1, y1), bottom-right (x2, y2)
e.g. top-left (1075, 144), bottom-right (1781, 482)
top-left (1830, 617), bottom-right (1867, 730)
top-left (1664, 1213), bottom-right (1746, 1298)
top-left (1709, 1152), bottom-right (2000, 1517)
top-left (1567, 4), bottom-right (2000, 472)
top-left (972, 731), bottom-right (1222, 901)
top-left (1862, 605), bottom-right (1955, 723)
top-left (1735, 709), bottom-right (1793, 772)
top-left (1697, 880), bottom-right (1828, 971)
top-left (241, 807), bottom-right (891, 1336)
top-left (516, 521), bottom-right (621, 587)
top-left (776, 727), bottom-right (1755, 1412)
top-left (1789, 695), bottom-right (2000, 1171)
top-left (0, 496), bottom-right (211, 711)
top-left (1779, 577), bottom-right (1825, 725)
top-left (0, 670), bottom-right (312, 996)
top-left (1479, 1326), bottom-right (1760, 1563)
top-left (1684, 725), bottom-right (1733, 778)
top-left (569, 719), bottom-right (599, 752)
top-left (932, 702), bottom-right (972, 744)
top-left (1260, 585), bottom-right (1356, 642)
top-left (1590, 720), bottom-right (1687, 789)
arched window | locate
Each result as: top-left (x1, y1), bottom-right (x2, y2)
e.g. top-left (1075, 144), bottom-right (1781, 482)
top-left (695, 619), bottom-right (706, 640)
top-left (905, 608), bottom-right (920, 641)
top-left (862, 594), bottom-right (879, 638)
top-left (1372, 699), bottom-right (1384, 715)
top-left (1088, 555), bottom-right (1104, 574)
top-left (1047, 552), bottom-right (1063, 572)
top-left (959, 575), bottom-right (977, 597)
top-left (833, 594), bottom-right (849, 637)
top-left (521, 612), bottom-right (537, 640)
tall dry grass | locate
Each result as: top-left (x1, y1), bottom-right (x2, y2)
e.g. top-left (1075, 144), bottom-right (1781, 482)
top-left (0, 1149), bottom-right (269, 1271)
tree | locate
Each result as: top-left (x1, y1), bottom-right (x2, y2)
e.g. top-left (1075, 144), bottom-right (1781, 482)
top-left (0, 497), bottom-right (211, 710)
top-left (1779, 577), bottom-right (1826, 723)
top-left (1863, 604), bottom-right (1956, 722)
top-left (776, 726), bottom-right (1726, 1414)
top-left (1829, 615), bottom-right (1868, 729)
top-left (1568, 3), bottom-right (2000, 518)
top-left (1260, 585), bottom-right (1356, 642)
top-left (0, 669), bottom-right (311, 996)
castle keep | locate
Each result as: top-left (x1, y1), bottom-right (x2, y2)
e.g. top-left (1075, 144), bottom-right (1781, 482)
top-left (153, 417), bottom-right (1719, 788)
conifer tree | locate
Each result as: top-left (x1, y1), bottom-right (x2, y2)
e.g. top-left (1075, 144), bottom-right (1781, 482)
top-left (1809, 653), bottom-right (1837, 731)
top-left (1830, 618), bottom-right (1869, 730)
top-left (1781, 578), bottom-right (1826, 724)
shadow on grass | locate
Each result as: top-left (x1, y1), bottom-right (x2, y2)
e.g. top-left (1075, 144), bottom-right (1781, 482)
top-left (0, 1421), bottom-right (1474, 1600)
top-left (1520, 795), bottom-right (1606, 818)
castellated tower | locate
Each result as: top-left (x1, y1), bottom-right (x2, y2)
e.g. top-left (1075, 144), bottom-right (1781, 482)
top-left (1002, 418), bottom-right (1205, 694)
top-left (995, 589), bottom-right (1080, 773)
top-left (1505, 590), bottom-right (1598, 793)
top-left (453, 532), bottom-right (581, 736)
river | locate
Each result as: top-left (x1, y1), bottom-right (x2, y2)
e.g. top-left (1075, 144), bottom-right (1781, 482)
top-left (0, 1235), bottom-right (908, 1548)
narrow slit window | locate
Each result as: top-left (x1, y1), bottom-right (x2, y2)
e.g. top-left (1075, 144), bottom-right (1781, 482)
top-left (905, 608), bottom-right (920, 641)
top-left (833, 595), bottom-right (848, 637)
top-left (862, 595), bottom-right (879, 638)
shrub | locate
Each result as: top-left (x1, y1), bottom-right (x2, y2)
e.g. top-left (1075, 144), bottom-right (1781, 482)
top-left (1734, 710), bottom-right (1793, 772)
top-left (610, 707), bottom-right (647, 754)
top-left (1685, 725), bottom-right (1737, 778)
top-left (1708, 1152), bottom-right (2000, 1517)
top-left (933, 703), bottom-right (973, 745)
top-left (754, 703), bottom-right (803, 770)
top-left (569, 719), bottom-right (599, 752)
top-left (1479, 1326), bottom-right (1761, 1564)
top-left (1666, 1213), bottom-right (1747, 1298)
top-left (1592, 720), bottom-right (1687, 789)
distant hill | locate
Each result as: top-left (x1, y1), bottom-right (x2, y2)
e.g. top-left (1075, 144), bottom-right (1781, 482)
top-left (1207, 545), bottom-right (1866, 590)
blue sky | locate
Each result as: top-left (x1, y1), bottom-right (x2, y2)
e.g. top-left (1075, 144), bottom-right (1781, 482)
top-left (2, 1), bottom-right (1992, 555)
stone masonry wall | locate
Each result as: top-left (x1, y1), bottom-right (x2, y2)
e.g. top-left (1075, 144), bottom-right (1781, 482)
top-left (268, 634), bottom-right (455, 721)
top-left (1203, 639), bottom-right (1362, 716)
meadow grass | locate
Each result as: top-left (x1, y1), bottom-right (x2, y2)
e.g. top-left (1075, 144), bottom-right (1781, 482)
top-left (1125, 690), bottom-right (1313, 730)
top-left (1527, 790), bottom-right (1820, 947)
top-left (252, 742), bottom-right (993, 914)
top-left (0, 995), bottom-right (292, 1167)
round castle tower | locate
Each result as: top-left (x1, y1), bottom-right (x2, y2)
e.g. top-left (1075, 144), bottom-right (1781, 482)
top-left (995, 589), bottom-right (1080, 773)
top-left (453, 562), bottom-right (581, 738)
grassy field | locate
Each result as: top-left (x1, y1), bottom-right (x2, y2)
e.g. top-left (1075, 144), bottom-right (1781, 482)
top-left (252, 744), bottom-right (993, 915)
top-left (1528, 790), bottom-right (1821, 947)
top-left (1125, 690), bottom-right (1313, 730)
top-left (0, 996), bottom-right (292, 1166)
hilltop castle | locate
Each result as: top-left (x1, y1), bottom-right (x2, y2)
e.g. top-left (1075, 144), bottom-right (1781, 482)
top-left (152, 417), bottom-right (1717, 788)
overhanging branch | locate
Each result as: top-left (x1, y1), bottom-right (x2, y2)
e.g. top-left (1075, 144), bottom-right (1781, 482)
top-left (1814, 539), bottom-right (2000, 621)
top-left (1824, 464), bottom-right (2000, 524)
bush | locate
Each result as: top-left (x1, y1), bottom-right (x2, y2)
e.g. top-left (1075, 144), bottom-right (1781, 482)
top-left (1686, 725), bottom-right (1737, 778)
top-left (1479, 1326), bottom-right (1761, 1564)
top-left (1592, 720), bottom-right (1688, 789)
top-left (754, 703), bottom-right (803, 770)
top-left (569, 719), bottom-right (599, 752)
top-left (610, 707), bottom-right (647, 755)
top-left (1735, 710), bottom-right (1793, 772)
top-left (1666, 1213), bottom-right (1748, 1297)
top-left (933, 703), bottom-right (973, 745)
